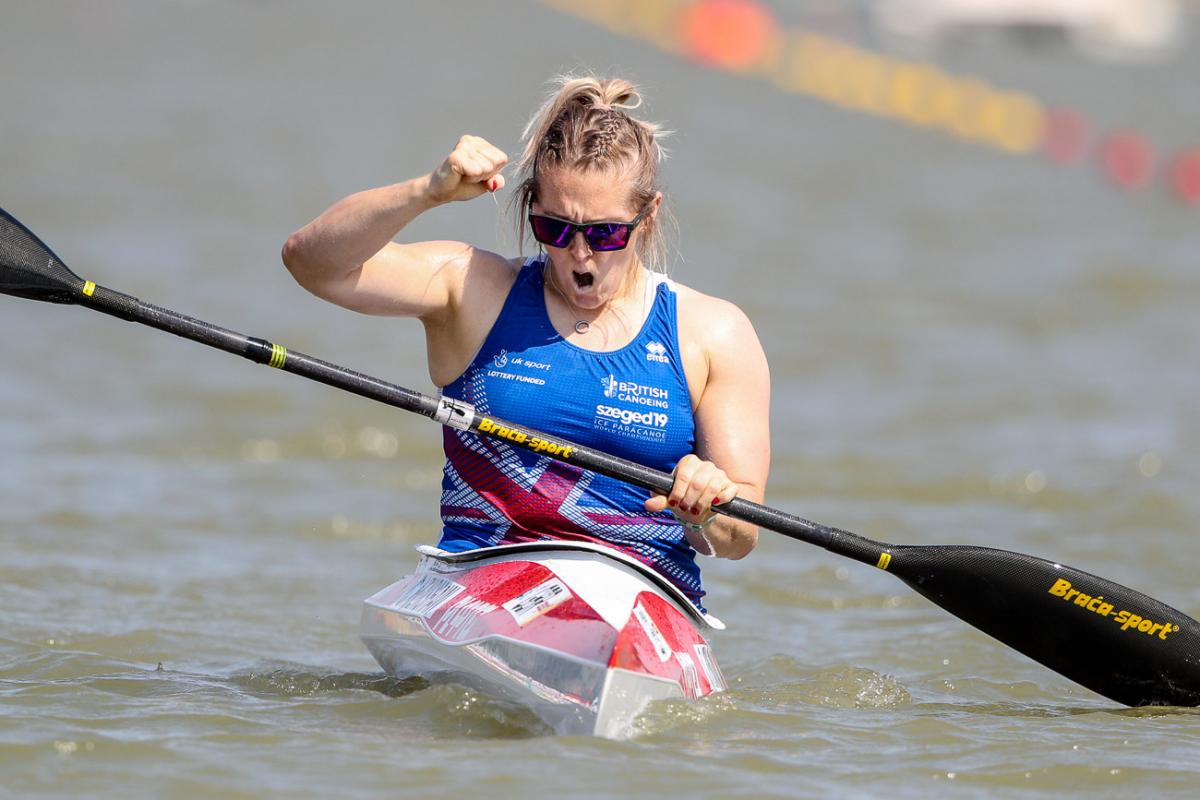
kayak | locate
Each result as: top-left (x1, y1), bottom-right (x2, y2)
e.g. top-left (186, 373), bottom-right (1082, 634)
top-left (360, 540), bottom-right (727, 738)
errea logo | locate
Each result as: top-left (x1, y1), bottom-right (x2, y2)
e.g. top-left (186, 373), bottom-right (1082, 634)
top-left (645, 341), bottom-right (669, 364)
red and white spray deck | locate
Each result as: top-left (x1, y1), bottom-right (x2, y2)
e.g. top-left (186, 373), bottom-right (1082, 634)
top-left (360, 541), bottom-right (726, 738)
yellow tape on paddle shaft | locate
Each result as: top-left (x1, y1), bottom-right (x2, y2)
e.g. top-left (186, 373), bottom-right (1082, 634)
top-left (877, 551), bottom-right (892, 570)
top-left (82, 281), bottom-right (96, 296)
top-left (268, 343), bottom-right (287, 369)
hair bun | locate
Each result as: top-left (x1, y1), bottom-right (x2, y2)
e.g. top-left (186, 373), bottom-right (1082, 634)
top-left (604, 85), bottom-right (641, 111)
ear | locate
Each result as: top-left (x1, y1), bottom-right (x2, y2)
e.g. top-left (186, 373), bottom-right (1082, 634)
top-left (647, 190), bottom-right (663, 219)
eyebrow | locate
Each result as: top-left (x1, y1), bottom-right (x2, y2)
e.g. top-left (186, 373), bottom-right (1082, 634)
top-left (531, 205), bottom-right (634, 224)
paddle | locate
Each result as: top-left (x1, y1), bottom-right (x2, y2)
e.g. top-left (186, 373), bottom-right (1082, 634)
top-left (3, 207), bottom-right (1199, 708)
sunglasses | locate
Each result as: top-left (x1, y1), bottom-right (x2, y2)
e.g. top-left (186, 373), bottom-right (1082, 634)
top-left (527, 206), bottom-right (648, 252)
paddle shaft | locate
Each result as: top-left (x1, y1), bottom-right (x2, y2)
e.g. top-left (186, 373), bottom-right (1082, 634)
top-left (81, 280), bottom-right (880, 562)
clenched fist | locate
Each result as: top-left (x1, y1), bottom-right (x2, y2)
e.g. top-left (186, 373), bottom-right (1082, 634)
top-left (426, 135), bottom-right (509, 204)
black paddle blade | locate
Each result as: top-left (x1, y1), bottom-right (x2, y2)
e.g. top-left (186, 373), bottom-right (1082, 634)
top-left (0, 208), bottom-right (87, 303)
top-left (886, 544), bottom-right (1200, 706)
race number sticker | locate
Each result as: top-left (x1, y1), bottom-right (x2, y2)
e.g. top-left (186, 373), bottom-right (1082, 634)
top-left (633, 603), bottom-right (672, 662)
top-left (391, 574), bottom-right (464, 618)
top-left (503, 577), bottom-right (571, 626)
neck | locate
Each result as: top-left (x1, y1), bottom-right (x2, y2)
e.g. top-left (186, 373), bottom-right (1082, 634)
top-left (543, 261), bottom-right (651, 341)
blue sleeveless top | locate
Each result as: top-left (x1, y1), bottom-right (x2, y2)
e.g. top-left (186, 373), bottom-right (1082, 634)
top-left (437, 257), bottom-right (705, 606)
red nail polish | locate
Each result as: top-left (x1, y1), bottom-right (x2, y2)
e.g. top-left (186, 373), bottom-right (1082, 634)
top-left (712, 497), bottom-right (721, 506)
top-left (691, 505), bottom-right (701, 515)
top-left (668, 499), bottom-right (677, 507)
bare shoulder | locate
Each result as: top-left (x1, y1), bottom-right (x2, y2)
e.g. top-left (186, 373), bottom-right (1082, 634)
top-left (668, 278), bottom-right (768, 413)
top-left (671, 280), bottom-right (763, 358)
top-left (423, 249), bottom-right (526, 386)
top-left (397, 240), bottom-right (517, 288)
top-left (441, 248), bottom-right (524, 326)
top-left (408, 242), bottom-right (521, 321)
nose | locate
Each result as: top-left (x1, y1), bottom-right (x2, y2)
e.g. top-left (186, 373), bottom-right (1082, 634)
top-left (568, 231), bottom-right (592, 260)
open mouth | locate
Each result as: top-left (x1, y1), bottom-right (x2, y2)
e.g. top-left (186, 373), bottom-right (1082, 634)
top-left (572, 271), bottom-right (594, 289)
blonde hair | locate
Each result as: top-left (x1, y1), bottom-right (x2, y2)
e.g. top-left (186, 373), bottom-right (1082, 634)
top-left (511, 74), bottom-right (675, 272)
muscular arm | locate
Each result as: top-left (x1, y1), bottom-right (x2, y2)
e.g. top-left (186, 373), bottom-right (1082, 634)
top-left (646, 291), bottom-right (771, 559)
top-left (281, 176), bottom-right (461, 319)
top-left (280, 136), bottom-right (514, 383)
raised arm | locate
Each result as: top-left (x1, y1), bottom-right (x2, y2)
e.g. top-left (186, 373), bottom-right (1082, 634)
top-left (280, 135), bottom-right (510, 322)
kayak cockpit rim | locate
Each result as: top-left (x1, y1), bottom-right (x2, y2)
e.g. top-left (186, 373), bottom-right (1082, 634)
top-left (411, 540), bottom-right (725, 631)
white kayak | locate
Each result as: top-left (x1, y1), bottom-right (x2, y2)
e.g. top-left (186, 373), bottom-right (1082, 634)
top-left (360, 541), bottom-right (727, 738)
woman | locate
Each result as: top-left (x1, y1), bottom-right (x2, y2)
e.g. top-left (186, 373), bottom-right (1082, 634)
top-left (282, 75), bottom-right (770, 608)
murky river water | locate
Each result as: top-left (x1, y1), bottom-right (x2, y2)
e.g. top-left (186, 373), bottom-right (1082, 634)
top-left (3, 2), bottom-right (1199, 798)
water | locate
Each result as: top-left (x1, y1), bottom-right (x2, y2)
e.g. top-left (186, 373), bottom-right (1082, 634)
top-left (3, 2), bottom-right (1200, 797)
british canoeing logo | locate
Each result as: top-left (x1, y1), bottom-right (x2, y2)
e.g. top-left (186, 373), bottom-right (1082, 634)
top-left (601, 374), bottom-right (669, 408)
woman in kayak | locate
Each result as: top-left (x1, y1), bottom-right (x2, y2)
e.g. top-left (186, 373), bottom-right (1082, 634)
top-left (282, 74), bottom-right (770, 608)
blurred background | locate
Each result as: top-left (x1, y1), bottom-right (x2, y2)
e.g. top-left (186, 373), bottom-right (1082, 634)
top-left (2, 2), bottom-right (1199, 798)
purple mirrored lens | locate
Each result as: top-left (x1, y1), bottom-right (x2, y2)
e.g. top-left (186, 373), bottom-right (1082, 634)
top-left (583, 223), bottom-right (630, 251)
top-left (529, 215), bottom-right (574, 247)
